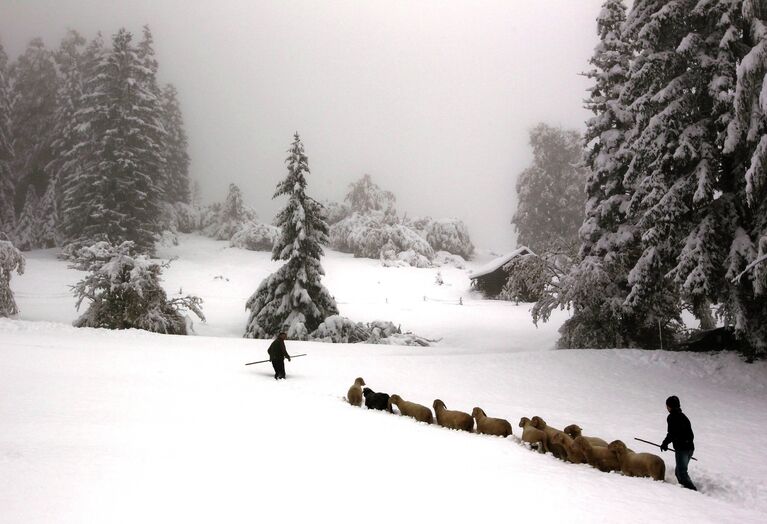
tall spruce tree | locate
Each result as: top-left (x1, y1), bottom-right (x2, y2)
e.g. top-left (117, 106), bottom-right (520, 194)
top-left (534, 0), bottom-right (640, 348)
top-left (0, 42), bottom-right (14, 238)
top-left (9, 38), bottom-right (58, 236)
top-left (245, 134), bottom-right (338, 339)
top-left (61, 29), bottom-right (164, 254)
top-left (59, 34), bottom-right (104, 246)
top-left (722, 0), bottom-right (767, 357)
top-left (48, 30), bottom-right (87, 238)
top-left (160, 84), bottom-right (190, 203)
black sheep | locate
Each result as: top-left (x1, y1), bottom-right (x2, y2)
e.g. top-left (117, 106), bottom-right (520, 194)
top-left (363, 387), bottom-right (392, 412)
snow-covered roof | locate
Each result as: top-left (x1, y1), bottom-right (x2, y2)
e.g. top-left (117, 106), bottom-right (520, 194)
top-left (468, 246), bottom-right (536, 280)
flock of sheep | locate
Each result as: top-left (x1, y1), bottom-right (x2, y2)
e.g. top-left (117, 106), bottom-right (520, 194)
top-left (348, 378), bottom-right (666, 483)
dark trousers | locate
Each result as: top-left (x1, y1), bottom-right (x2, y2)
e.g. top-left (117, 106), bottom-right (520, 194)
top-left (674, 449), bottom-right (697, 491)
top-left (272, 359), bottom-right (286, 379)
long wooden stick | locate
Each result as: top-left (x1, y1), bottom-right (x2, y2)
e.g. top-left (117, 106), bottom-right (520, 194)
top-left (634, 438), bottom-right (698, 461)
top-left (244, 353), bottom-right (307, 366)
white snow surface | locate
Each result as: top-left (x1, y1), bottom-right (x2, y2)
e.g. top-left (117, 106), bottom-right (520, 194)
top-left (3, 234), bottom-right (767, 523)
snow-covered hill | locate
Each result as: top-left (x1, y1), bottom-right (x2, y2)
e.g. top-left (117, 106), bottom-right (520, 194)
top-left (2, 234), bottom-right (766, 523)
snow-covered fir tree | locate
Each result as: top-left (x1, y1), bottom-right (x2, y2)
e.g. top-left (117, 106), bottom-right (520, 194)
top-left (0, 237), bottom-right (24, 317)
top-left (0, 42), bottom-right (15, 239)
top-left (618, 0), bottom-right (746, 344)
top-left (71, 240), bottom-right (204, 334)
top-left (160, 83), bottom-right (191, 204)
top-left (210, 183), bottom-right (253, 240)
top-left (9, 38), bottom-right (58, 243)
top-left (61, 29), bottom-right (164, 254)
top-left (512, 123), bottom-right (588, 254)
top-left (722, 0), bottom-right (767, 357)
top-left (14, 188), bottom-right (40, 251)
top-left (58, 33), bottom-right (105, 247)
top-left (534, 0), bottom-right (641, 348)
top-left (47, 30), bottom-right (87, 238)
top-left (245, 134), bottom-right (338, 338)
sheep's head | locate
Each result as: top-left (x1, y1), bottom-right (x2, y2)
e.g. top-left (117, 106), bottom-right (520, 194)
top-left (354, 377), bottom-right (366, 386)
top-left (563, 424), bottom-right (582, 438)
top-left (531, 416), bottom-right (547, 429)
top-left (433, 399), bottom-right (445, 411)
top-left (472, 407), bottom-right (485, 419)
top-left (363, 387), bottom-right (373, 397)
top-left (519, 417), bottom-right (530, 427)
top-left (607, 440), bottom-right (627, 457)
top-left (389, 394), bottom-right (401, 404)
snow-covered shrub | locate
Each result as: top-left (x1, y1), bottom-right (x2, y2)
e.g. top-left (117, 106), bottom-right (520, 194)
top-left (426, 218), bottom-right (474, 259)
top-left (70, 241), bottom-right (204, 334)
top-left (386, 224), bottom-right (434, 260)
top-left (323, 200), bottom-right (351, 225)
top-left (434, 251), bottom-right (466, 269)
top-left (199, 203), bottom-right (221, 231)
top-left (230, 222), bottom-right (279, 251)
top-left (499, 254), bottom-right (548, 303)
top-left (309, 316), bottom-right (407, 344)
top-left (0, 239), bottom-right (25, 317)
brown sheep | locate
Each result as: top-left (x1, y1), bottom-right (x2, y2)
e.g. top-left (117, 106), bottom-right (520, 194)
top-left (571, 436), bottom-right (621, 473)
top-left (548, 432), bottom-right (586, 464)
top-left (518, 417), bottom-right (548, 453)
top-left (432, 399), bottom-right (473, 432)
top-left (530, 416), bottom-right (570, 460)
top-left (608, 440), bottom-right (666, 481)
top-left (563, 424), bottom-right (609, 447)
top-left (389, 394), bottom-right (433, 424)
top-left (472, 407), bottom-right (512, 438)
top-left (346, 377), bottom-right (365, 406)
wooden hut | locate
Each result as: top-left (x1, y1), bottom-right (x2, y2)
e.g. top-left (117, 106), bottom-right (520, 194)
top-left (469, 246), bottom-right (535, 297)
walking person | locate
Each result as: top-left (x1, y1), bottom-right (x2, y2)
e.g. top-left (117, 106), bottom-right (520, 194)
top-left (268, 332), bottom-right (291, 380)
top-left (660, 395), bottom-right (697, 491)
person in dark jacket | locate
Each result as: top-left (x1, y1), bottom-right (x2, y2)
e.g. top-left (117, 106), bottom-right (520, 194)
top-left (267, 332), bottom-right (291, 380)
top-left (660, 395), bottom-right (697, 491)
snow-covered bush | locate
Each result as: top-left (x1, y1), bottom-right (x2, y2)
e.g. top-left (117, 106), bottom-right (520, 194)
top-left (230, 222), bottom-right (279, 251)
top-left (426, 218), bottom-right (474, 259)
top-left (498, 254), bottom-right (548, 303)
top-left (199, 203), bottom-right (221, 231)
top-left (309, 315), bottom-right (409, 344)
top-left (332, 213), bottom-right (436, 267)
top-left (70, 241), bottom-right (204, 334)
top-left (323, 200), bottom-right (351, 225)
top-left (0, 239), bottom-right (25, 317)
top-left (434, 251), bottom-right (466, 269)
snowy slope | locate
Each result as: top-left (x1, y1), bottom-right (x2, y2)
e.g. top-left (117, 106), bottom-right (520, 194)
top-left (3, 234), bottom-right (767, 523)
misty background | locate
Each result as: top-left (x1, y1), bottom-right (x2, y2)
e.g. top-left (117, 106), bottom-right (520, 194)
top-left (1, 0), bottom-right (606, 251)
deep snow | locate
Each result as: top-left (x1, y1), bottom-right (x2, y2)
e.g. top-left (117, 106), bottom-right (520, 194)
top-left (2, 234), bottom-right (767, 523)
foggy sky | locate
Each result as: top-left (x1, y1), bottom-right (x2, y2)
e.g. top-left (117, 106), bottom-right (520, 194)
top-left (1, 0), bottom-right (606, 252)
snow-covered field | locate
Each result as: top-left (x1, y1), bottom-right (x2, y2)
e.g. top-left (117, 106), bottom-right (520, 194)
top-left (2, 234), bottom-right (767, 523)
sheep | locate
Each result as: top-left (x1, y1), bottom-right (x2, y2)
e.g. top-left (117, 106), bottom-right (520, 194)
top-left (608, 440), bottom-right (665, 481)
top-left (346, 377), bottom-right (366, 406)
top-left (563, 424), bottom-right (609, 447)
top-left (363, 387), bottom-right (392, 412)
top-left (571, 436), bottom-right (621, 473)
top-left (548, 432), bottom-right (586, 464)
top-left (472, 407), bottom-right (512, 438)
top-left (432, 399), bottom-right (473, 432)
top-left (530, 416), bottom-right (570, 460)
top-left (388, 394), bottom-right (433, 423)
top-left (518, 417), bottom-right (548, 453)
